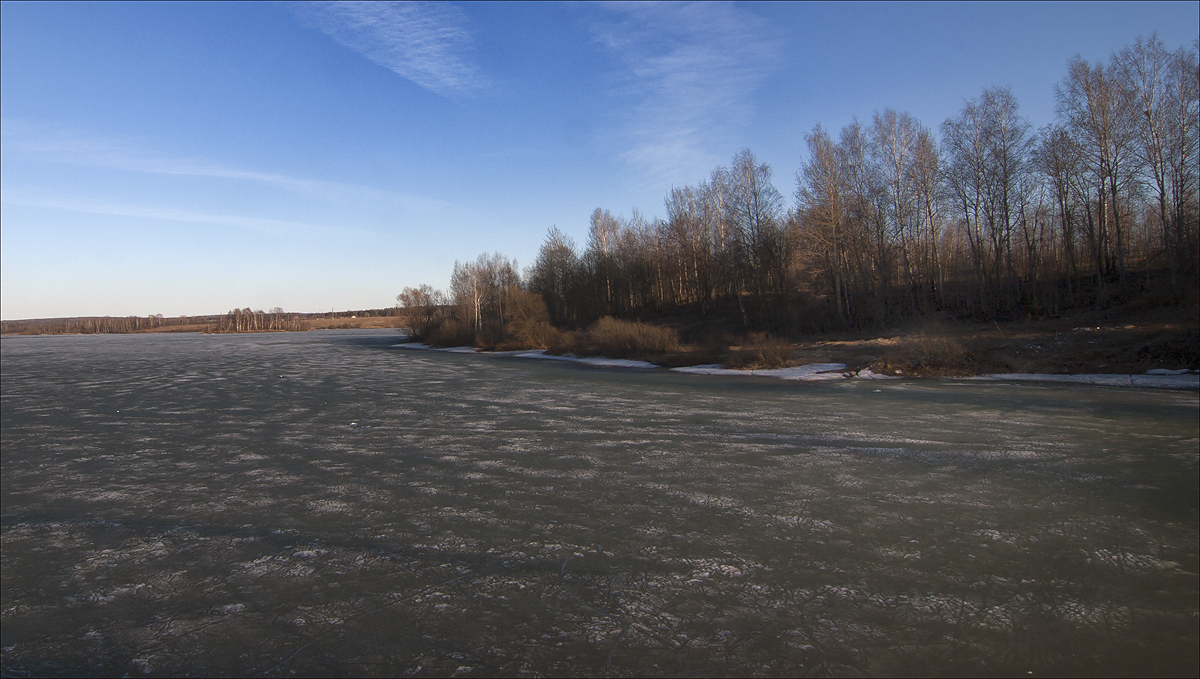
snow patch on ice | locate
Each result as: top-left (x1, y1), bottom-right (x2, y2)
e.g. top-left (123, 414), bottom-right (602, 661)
top-left (969, 373), bottom-right (1199, 390)
top-left (394, 344), bottom-right (657, 367)
top-left (392, 343), bottom-right (477, 353)
top-left (856, 368), bottom-right (900, 380)
top-left (673, 363), bottom-right (847, 380)
top-left (510, 350), bottom-right (658, 369)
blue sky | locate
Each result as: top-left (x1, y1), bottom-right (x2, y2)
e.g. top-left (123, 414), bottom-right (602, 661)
top-left (2, 1), bottom-right (1197, 319)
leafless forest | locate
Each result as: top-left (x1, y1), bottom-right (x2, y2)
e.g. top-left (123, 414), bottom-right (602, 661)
top-left (0, 309), bottom-right (399, 336)
top-left (0, 314), bottom-right (216, 335)
top-left (400, 36), bottom-right (1198, 348)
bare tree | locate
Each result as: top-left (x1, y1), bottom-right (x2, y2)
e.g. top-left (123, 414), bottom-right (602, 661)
top-left (1163, 40), bottom-right (1200, 285)
top-left (530, 227), bottom-right (581, 327)
top-left (587, 208), bottom-right (622, 314)
top-left (1058, 56), bottom-right (1139, 300)
top-left (1034, 125), bottom-right (1085, 302)
top-left (450, 253), bottom-right (520, 341)
top-left (797, 124), bottom-right (854, 323)
top-left (942, 98), bottom-right (992, 310)
top-left (912, 125), bottom-right (945, 302)
top-left (871, 109), bottom-right (924, 308)
top-left (727, 149), bottom-right (787, 326)
top-left (664, 185), bottom-right (717, 311)
top-left (397, 285), bottom-right (446, 339)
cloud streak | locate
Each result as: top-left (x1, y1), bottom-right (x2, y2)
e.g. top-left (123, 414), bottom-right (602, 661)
top-left (0, 121), bottom-right (479, 220)
top-left (590, 2), bottom-right (780, 184)
top-left (1, 121), bottom-right (371, 199)
top-left (287, 1), bottom-right (482, 97)
top-left (1, 192), bottom-right (357, 239)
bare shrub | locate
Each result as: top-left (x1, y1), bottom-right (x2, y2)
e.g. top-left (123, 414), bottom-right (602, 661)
top-left (396, 284), bottom-right (446, 340)
top-left (578, 317), bottom-right (680, 359)
top-left (1136, 329), bottom-right (1200, 369)
top-left (653, 346), bottom-right (728, 368)
top-left (875, 324), bottom-right (972, 376)
top-left (425, 318), bottom-right (475, 348)
top-left (724, 332), bottom-right (793, 369)
top-left (475, 321), bottom-right (507, 348)
top-left (497, 289), bottom-right (564, 350)
top-left (545, 329), bottom-right (579, 356)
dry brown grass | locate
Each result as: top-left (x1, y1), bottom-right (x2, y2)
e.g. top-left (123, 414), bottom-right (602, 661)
top-left (873, 333), bottom-right (973, 377)
top-left (301, 316), bottom-right (404, 331)
top-left (137, 323), bottom-right (214, 333)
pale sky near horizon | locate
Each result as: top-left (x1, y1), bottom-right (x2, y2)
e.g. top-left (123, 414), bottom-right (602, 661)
top-left (2, 1), bottom-right (1197, 320)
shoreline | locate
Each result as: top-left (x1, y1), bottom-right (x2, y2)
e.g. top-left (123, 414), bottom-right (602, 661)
top-left (392, 342), bottom-right (1200, 390)
top-left (5, 330), bottom-right (1195, 389)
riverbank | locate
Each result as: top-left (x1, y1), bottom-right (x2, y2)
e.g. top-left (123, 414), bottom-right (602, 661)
top-left (774, 304), bottom-right (1198, 378)
top-left (392, 302), bottom-right (1198, 388)
top-left (394, 343), bottom-right (1200, 390)
top-left (7, 303), bottom-right (1195, 383)
top-left (402, 301), bottom-right (1198, 378)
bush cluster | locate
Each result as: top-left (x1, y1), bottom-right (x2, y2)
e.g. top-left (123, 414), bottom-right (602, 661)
top-left (723, 332), bottom-right (794, 369)
top-left (574, 317), bottom-right (681, 360)
top-left (873, 325), bottom-right (974, 376)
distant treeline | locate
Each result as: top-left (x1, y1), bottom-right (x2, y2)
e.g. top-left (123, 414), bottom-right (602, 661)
top-left (0, 314), bottom-right (218, 336)
top-left (205, 306), bottom-right (399, 333)
top-left (209, 308), bottom-right (303, 333)
top-left (1, 307), bottom-right (401, 335)
top-left (399, 35), bottom-right (1199, 347)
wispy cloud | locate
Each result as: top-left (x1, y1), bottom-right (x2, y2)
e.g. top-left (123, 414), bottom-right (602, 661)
top-left (590, 2), bottom-right (780, 183)
top-left (0, 121), bottom-right (471, 218)
top-left (1, 191), bottom-right (360, 239)
top-left (1, 121), bottom-right (376, 198)
top-left (286, 1), bottom-right (482, 97)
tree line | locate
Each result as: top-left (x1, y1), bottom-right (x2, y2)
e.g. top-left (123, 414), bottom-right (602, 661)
top-left (0, 307), bottom-right (411, 335)
top-left (400, 35), bottom-right (1198, 347)
top-left (208, 308), bottom-right (305, 333)
top-left (0, 314), bottom-right (208, 335)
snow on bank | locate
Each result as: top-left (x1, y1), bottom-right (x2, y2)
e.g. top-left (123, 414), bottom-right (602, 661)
top-left (393, 343), bottom-right (1198, 389)
top-left (393, 344), bottom-right (658, 368)
top-left (394, 343), bottom-right (477, 354)
top-left (968, 372), bottom-right (1199, 390)
top-left (672, 363), bottom-right (848, 381)
top-left (508, 350), bottom-right (658, 369)
top-left (849, 368), bottom-right (901, 380)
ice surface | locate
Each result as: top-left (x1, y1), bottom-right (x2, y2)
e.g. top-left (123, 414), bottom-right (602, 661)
top-left (2, 330), bottom-right (1197, 677)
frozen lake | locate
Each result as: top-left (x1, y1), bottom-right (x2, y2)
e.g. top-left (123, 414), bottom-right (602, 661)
top-left (2, 329), bottom-right (1197, 676)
